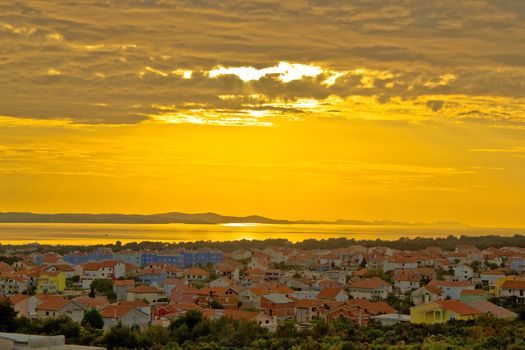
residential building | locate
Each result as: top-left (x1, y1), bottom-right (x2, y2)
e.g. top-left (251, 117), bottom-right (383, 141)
top-left (126, 285), bottom-right (166, 303)
top-left (100, 305), bottom-right (150, 329)
top-left (36, 272), bottom-right (66, 294)
top-left (500, 280), bottom-right (525, 303)
top-left (260, 293), bottom-right (295, 319)
top-left (425, 280), bottom-right (474, 300)
top-left (81, 261), bottom-right (126, 289)
top-left (113, 280), bottom-right (135, 301)
top-left (36, 298), bottom-right (86, 323)
top-left (349, 277), bottom-right (392, 301)
top-left (197, 287), bottom-right (239, 309)
top-left (453, 265), bottom-right (474, 281)
top-left (410, 300), bottom-right (483, 324)
top-left (317, 287), bottom-right (348, 302)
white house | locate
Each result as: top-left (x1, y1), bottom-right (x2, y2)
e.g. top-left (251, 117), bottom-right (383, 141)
top-left (100, 305), bottom-right (150, 329)
top-left (480, 269), bottom-right (505, 289)
top-left (81, 260), bottom-right (126, 289)
top-left (349, 277), bottom-right (392, 301)
top-left (317, 287), bottom-right (348, 302)
top-left (426, 280), bottom-right (474, 300)
top-left (500, 280), bottom-right (525, 303)
top-left (36, 298), bottom-right (86, 323)
top-left (453, 265), bottom-right (474, 281)
top-left (126, 285), bottom-right (166, 303)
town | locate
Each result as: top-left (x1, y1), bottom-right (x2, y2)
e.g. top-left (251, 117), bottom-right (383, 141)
top-left (1, 238), bottom-right (525, 348)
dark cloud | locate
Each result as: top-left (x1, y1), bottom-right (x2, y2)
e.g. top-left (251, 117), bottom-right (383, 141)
top-left (1, 0), bottom-right (525, 124)
top-left (426, 100), bottom-right (445, 112)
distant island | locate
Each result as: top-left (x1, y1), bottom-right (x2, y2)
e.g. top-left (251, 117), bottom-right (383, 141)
top-left (0, 211), bottom-right (468, 227)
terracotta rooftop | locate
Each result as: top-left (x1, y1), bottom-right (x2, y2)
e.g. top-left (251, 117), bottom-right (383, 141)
top-left (113, 279), bottom-right (135, 287)
top-left (460, 289), bottom-right (487, 295)
top-left (481, 269), bottom-right (505, 275)
top-left (467, 301), bottom-right (517, 319)
top-left (501, 280), bottom-right (525, 290)
top-left (294, 299), bottom-right (324, 308)
top-left (8, 294), bottom-right (30, 305)
top-left (100, 305), bottom-right (134, 318)
top-left (318, 287), bottom-right (345, 300)
top-left (185, 267), bottom-right (209, 276)
top-left (350, 277), bottom-right (391, 289)
top-left (37, 297), bottom-right (72, 311)
top-left (128, 285), bottom-right (165, 294)
top-left (427, 280), bottom-right (472, 288)
top-left (436, 300), bottom-right (483, 316)
top-left (118, 300), bottom-right (149, 308)
top-left (347, 299), bottom-right (397, 315)
top-left (75, 296), bottom-right (109, 309)
top-left (424, 284), bottom-right (443, 295)
top-left (223, 309), bottom-right (260, 321)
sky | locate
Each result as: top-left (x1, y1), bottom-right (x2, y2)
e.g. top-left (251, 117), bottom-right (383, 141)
top-left (1, 0), bottom-right (525, 227)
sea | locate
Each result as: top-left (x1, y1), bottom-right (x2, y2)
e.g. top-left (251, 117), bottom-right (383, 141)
top-left (0, 223), bottom-right (524, 245)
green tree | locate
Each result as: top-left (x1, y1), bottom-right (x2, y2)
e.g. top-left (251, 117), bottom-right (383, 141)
top-left (0, 299), bottom-right (18, 332)
top-left (90, 279), bottom-right (117, 303)
top-left (40, 315), bottom-right (81, 343)
top-left (208, 300), bottom-right (224, 309)
top-left (102, 322), bottom-right (138, 350)
top-left (137, 325), bottom-right (170, 349)
top-left (82, 308), bottom-right (104, 329)
top-left (170, 310), bottom-right (204, 344)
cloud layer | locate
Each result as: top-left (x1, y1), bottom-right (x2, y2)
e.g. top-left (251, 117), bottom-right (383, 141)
top-left (1, 0), bottom-right (525, 126)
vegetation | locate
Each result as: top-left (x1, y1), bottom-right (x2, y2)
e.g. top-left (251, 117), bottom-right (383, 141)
top-left (362, 269), bottom-right (392, 283)
top-left (0, 255), bottom-right (21, 265)
top-left (82, 308), bottom-right (104, 329)
top-left (90, 279), bottom-right (117, 303)
top-left (66, 275), bottom-right (81, 289)
top-left (7, 235), bottom-right (525, 256)
top-left (0, 299), bottom-right (18, 332)
top-left (3, 300), bottom-right (525, 349)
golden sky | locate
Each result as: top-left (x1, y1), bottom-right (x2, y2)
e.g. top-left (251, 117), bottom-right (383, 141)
top-left (1, 1), bottom-right (525, 226)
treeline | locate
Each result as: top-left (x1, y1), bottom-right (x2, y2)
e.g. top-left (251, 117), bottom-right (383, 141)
top-left (1, 301), bottom-right (524, 350)
top-left (4, 234), bottom-right (525, 254)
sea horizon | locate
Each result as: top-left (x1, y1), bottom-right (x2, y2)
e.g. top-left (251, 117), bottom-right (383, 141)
top-left (1, 222), bottom-right (524, 245)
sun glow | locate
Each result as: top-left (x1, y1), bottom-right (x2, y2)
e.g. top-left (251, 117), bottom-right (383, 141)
top-left (209, 61), bottom-right (324, 83)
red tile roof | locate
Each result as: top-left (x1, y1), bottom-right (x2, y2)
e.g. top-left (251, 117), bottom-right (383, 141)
top-left (350, 277), bottom-right (391, 289)
top-left (128, 285), bottom-right (164, 294)
top-left (113, 279), bottom-right (135, 287)
top-left (318, 287), bottom-right (345, 300)
top-left (8, 294), bottom-right (30, 305)
top-left (427, 280), bottom-right (472, 288)
top-left (223, 309), bottom-right (259, 321)
top-left (501, 280), bottom-right (525, 290)
top-left (482, 269), bottom-right (505, 275)
top-left (436, 300), bottom-right (483, 316)
top-left (294, 299), bottom-right (324, 308)
top-left (37, 298), bottom-right (71, 311)
top-left (424, 285), bottom-right (443, 295)
top-left (100, 305), bottom-right (134, 318)
top-left (347, 299), bottom-right (397, 315)
top-left (467, 301), bottom-right (517, 319)
top-left (74, 297), bottom-right (109, 308)
top-left (185, 267), bottom-right (208, 276)
top-left (460, 289), bottom-right (487, 295)
top-left (118, 300), bottom-right (149, 308)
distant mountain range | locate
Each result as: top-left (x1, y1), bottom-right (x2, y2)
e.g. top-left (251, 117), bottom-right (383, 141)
top-left (0, 211), bottom-right (469, 227)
